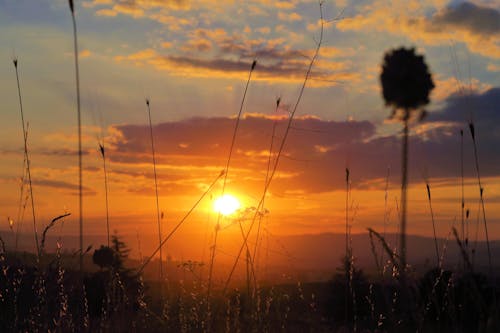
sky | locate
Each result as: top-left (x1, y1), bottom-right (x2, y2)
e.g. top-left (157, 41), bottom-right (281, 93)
top-left (0, 0), bottom-right (499, 259)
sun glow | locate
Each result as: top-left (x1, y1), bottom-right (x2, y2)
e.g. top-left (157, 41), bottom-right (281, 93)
top-left (214, 194), bottom-right (241, 216)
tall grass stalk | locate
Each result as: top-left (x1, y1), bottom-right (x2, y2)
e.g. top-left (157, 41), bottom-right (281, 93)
top-left (468, 122), bottom-right (492, 274)
top-left (345, 167), bottom-right (350, 261)
top-left (40, 213), bottom-right (71, 254)
top-left (223, 1), bottom-right (326, 293)
top-left (452, 227), bottom-right (473, 272)
top-left (13, 58), bottom-right (40, 258)
top-left (207, 60), bottom-right (256, 301)
top-left (425, 182), bottom-right (440, 265)
top-left (344, 167), bottom-right (351, 326)
top-left (99, 142), bottom-right (110, 247)
top-left (145, 99), bottom-right (163, 281)
top-left (238, 220), bottom-right (257, 295)
top-left (137, 170), bottom-right (224, 274)
top-left (252, 97), bottom-right (280, 280)
top-left (367, 228), bottom-right (400, 275)
top-left (68, 0), bottom-right (83, 272)
top-left (381, 167), bottom-right (390, 270)
top-left (400, 111), bottom-right (409, 279)
top-left (15, 156), bottom-right (27, 251)
top-left (460, 129), bottom-right (465, 245)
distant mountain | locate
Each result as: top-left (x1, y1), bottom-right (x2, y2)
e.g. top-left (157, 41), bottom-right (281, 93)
top-left (266, 232), bottom-right (499, 280)
top-left (3, 231), bottom-right (499, 283)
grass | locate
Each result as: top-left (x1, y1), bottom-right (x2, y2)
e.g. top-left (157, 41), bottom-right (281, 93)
top-left (222, 1), bottom-right (325, 296)
top-left (12, 57), bottom-right (39, 258)
top-left (145, 98), bottom-right (164, 281)
top-left (207, 59), bottom-right (257, 305)
top-left (67, 0), bottom-right (83, 273)
top-left (99, 142), bottom-right (110, 247)
top-left (425, 182), bottom-right (440, 266)
top-left (468, 122), bottom-right (492, 275)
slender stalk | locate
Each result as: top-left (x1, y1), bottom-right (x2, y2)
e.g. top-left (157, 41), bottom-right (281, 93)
top-left (207, 60), bottom-right (256, 301)
top-left (426, 183), bottom-right (440, 265)
top-left (367, 228), bottom-right (400, 274)
top-left (238, 220), bottom-right (256, 294)
top-left (252, 98), bottom-right (280, 278)
top-left (68, 0), bottom-right (83, 272)
top-left (345, 167), bottom-right (351, 327)
top-left (381, 167), bottom-right (390, 271)
top-left (138, 170), bottom-right (224, 274)
top-left (13, 58), bottom-right (40, 258)
top-left (145, 99), bottom-right (163, 281)
top-left (99, 143), bottom-right (110, 247)
top-left (460, 130), bottom-right (465, 245)
top-left (40, 213), bottom-right (71, 254)
top-left (400, 111), bottom-right (409, 279)
top-left (15, 163), bottom-right (26, 251)
top-left (468, 122), bottom-right (492, 275)
top-left (223, 2), bottom-right (325, 294)
top-left (345, 167), bottom-right (350, 259)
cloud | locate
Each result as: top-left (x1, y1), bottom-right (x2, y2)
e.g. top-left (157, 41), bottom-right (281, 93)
top-left (105, 88), bottom-right (500, 195)
top-left (277, 11), bottom-right (302, 22)
top-left (32, 179), bottom-right (96, 195)
top-left (111, 114), bottom-right (375, 159)
top-left (85, 0), bottom-right (191, 13)
top-left (114, 38), bottom-right (359, 86)
top-left (432, 76), bottom-right (492, 101)
top-left (336, 1), bottom-right (500, 59)
top-left (85, 0), bottom-right (359, 86)
top-left (431, 2), bottom-right (500, 36)
top-left (426, 87), bottom-right (500, 135)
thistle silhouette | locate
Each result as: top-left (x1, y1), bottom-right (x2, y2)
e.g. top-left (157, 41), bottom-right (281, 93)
top-left (380, 47), bottom-right (434, 279)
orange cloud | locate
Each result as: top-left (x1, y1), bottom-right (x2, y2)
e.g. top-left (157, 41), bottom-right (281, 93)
top-left (181, 39), bottom-right (212, 52)
top-left (275, 1), bottom-right (296, 9)
top-left (432, 76), bottom-right (492, 101)
top-left (277, 11), bottom-right (302, 22)
top-left (336, 1), bottom-right (500, 59)
top-left (95, 8), bottom-right (117, 17)
top-left (113, 47), bottom-right (358, 87)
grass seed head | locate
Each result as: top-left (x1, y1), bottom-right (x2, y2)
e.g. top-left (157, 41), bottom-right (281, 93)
top-left (99, 143), bottom-right (105, 157)
top-left (380, 47), bottom-right (434, 114)
top-left (468, 122), bottom-right (475, 140)
top-left (68, 0), bottom-right (74, 13)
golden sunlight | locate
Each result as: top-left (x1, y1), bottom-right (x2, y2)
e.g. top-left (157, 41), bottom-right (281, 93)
top-left (214, 194), bottom-right (241, 216)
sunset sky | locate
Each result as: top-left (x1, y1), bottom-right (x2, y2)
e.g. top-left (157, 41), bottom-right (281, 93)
top-left (0, 0), bottom-right (499, 259)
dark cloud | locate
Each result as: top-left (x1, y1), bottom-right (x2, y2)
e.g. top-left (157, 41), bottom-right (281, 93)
top-left (32, 179), bottom-right (96, 195)
top-left (427, 87), bottom-right (499, 126)
top-left (156, 54), bottom-right (345, 82)
top-left (112, 114), bottom-right (375, 160)
top-left (107, 88), bottom-right (500, 194)
top-left (0, 148), bottom-right (91, 157)
top-left (425, 87), bottom-right (500, 158)
top-left (116, 33), bottom-right (354, 85)
top-left (431, 2), bottom-right (500, 36)
top-left (36, 148), bottom-right (92, 157)
top-left (217, 37), bottom-right (307, 61)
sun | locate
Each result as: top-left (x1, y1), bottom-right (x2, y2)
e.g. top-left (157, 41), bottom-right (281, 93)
top-left (214, 194), bottom-right (241, 216)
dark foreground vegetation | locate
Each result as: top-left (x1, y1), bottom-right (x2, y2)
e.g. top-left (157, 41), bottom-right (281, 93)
top-left (1, 235), bottom-right (499, 332)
